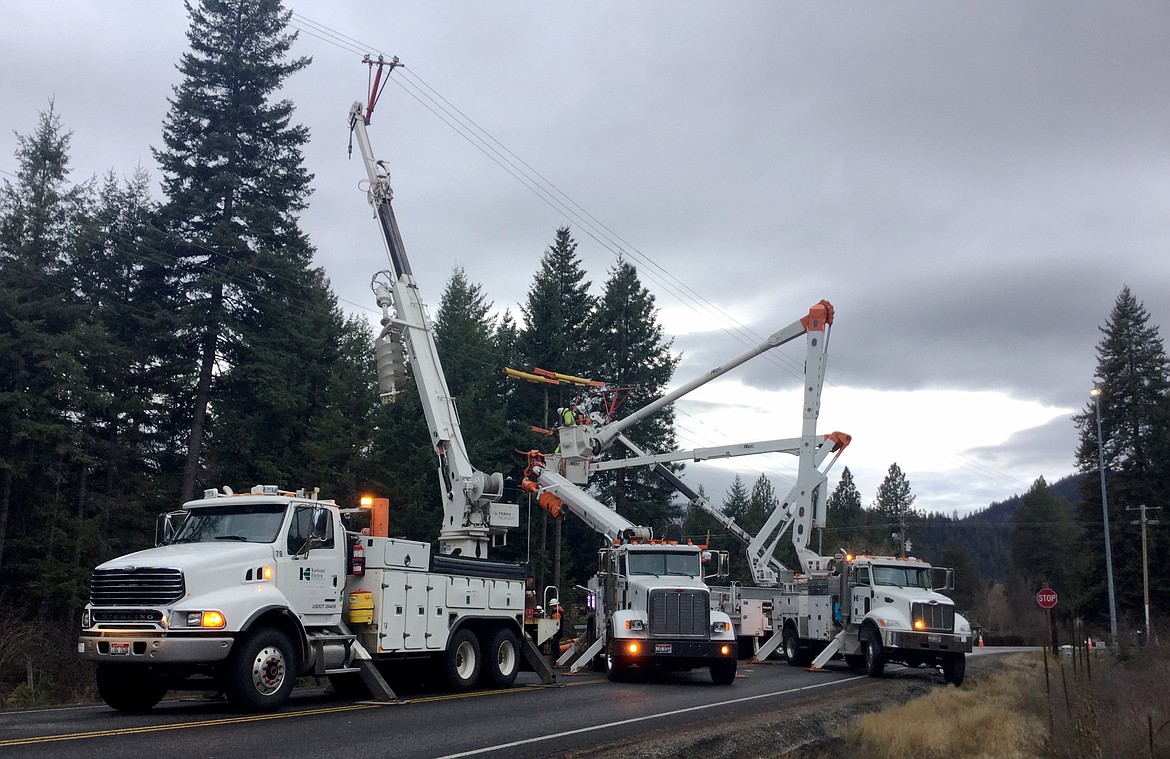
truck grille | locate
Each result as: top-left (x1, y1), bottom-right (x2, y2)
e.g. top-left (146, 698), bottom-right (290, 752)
top-left (90, 568), bottom-right (185, 606)
top-left (649, 589), bottom-right (710, 638)
top-left (911, 601), bottom-right (954, 632)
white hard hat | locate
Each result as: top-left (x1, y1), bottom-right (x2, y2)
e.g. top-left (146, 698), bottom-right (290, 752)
top-left (550, 598), bottom-right (559, 606)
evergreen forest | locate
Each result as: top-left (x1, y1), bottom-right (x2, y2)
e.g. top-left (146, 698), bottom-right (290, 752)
top-left (1, 0), bottom-right (1166, 705)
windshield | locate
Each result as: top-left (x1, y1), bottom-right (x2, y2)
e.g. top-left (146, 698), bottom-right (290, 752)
top-left (627, 551), bottom-right (700, 578)
top-left (171, 503), bottom-right (287, 544)
top-left (871, 565), bottom-right (932, 589)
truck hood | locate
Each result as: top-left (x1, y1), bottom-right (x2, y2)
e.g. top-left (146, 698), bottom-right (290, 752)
top-left (96, 542), bottom-right (274, 573)
top-left (627, 575), bottom-right (708, 594)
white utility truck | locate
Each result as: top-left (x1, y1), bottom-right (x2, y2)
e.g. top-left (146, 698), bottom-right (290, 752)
top-left (520, 457), bottom-right (738, 684)
top-left (682, 301), bottom-right (974, 684)
top-left (76, 71), bottom-right (551, 713)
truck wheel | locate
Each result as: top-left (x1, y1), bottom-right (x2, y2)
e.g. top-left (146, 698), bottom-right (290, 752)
top-left (480, 628), bottom-right (519, 689)
top-left (710, 659), bottom-right (737, 685)
top-left (444, 628), bottom-right (481, 692)
top-left (864, 628), bottom-right (886, 678)
top-left (225, 628), bottom-right (296, 713)
top-left (942, 654), bottom-right (966, 686)
top-left (95, 664), bottom-right (166, 713)
top-left (783, 626), bottom-right (805, 667)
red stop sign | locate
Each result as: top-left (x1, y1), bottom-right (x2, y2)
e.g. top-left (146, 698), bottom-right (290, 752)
top-left (1036, 589), bottom-right (1058, 609)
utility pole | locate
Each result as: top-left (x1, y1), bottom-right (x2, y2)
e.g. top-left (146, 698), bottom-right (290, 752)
top-left (1127, 504), bottom-right (1162, 645)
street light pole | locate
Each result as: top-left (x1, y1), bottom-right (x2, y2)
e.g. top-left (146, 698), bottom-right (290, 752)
top-left (1090, 388), bottom-right (1119, 644)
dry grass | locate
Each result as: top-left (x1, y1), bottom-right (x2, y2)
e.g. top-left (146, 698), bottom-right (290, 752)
top-left (842, 645), bottom-right (1170, 759)
top-left (849, 654), bottom-right (1047, 759)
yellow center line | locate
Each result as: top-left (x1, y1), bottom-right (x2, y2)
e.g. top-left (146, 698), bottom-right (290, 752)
top-left (0, 680), bottom-right (597, 747)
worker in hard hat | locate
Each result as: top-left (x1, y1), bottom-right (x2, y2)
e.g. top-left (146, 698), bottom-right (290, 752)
top-left (550, 598), bottom-right (565, 653)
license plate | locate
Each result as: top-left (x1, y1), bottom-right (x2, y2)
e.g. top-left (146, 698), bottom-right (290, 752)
top-left (928, 635), bottom-right (941, 643)
top-left (110, 642), bottom-right (131, 656)
top-left (655, 643), bottom-right (672, 654)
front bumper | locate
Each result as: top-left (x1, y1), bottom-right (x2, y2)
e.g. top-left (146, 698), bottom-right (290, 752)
top-left (885, 629), bottom-right (973, 654)
top-left (610, 638), bottom-right (737, 670)
top-left (77, 632), bottom-right (235, 663)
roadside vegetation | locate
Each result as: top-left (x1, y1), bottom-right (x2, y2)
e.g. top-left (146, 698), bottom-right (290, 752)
top-left (840, 644), bottom-right (1170, 759)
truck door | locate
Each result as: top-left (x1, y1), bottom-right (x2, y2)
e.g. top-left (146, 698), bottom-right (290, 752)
top-left (279, 505), bottom-right (344, 626)
top-left (851, 565), bottom-right (871, 619)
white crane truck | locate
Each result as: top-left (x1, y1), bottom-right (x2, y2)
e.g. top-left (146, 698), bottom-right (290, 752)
top-left (681, 302), bottom-right (973, 685)
top-left (76, 76), bottom-right (553, 713)
top-left (548, 299), bottom-right (973, 685)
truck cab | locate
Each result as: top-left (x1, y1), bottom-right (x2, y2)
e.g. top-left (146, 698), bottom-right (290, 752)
top-left (595, 543), bottom-right (737, 684)
top-left (78, 486), bottom-right (353, 712)
top-left (839, 555), bottom-right (972, 684)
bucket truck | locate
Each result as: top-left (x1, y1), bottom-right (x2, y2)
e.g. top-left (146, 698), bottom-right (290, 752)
top-left (546, 299), bottom-right (972, 685)
top-left (75, 65), bottom-right (552, 713)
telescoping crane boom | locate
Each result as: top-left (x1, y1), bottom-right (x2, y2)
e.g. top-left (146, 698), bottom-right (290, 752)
top-left (350, 95), bottom-right (518, 560)
top-left (545, 300), bottom-right (850, 584)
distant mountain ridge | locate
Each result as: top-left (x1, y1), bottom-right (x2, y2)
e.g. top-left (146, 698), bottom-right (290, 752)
top-left (918, 473), bottom-right (1083, 583)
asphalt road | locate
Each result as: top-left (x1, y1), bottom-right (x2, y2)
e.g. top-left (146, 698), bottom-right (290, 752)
top-left (0, 652), bottom-right (1013, 759)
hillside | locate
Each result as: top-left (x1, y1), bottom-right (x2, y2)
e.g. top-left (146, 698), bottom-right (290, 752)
top-left (918, 473), bottom-right (1083, 583)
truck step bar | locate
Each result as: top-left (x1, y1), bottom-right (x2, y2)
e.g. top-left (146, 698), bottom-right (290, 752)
top-left (521, 634), bottom-right (558, 685)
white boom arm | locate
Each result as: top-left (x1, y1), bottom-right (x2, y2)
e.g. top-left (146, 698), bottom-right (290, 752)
top-left (351, 101), bottom-right (514, 559)
top-left (591, 302), bottom-right (849, 584)
top-left (526, 463), bottom-right (651, 545)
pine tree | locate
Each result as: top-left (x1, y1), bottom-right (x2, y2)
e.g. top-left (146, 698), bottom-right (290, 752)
top-left (872, 462), bottom-right (917, 556)
top-left (722, 475), bottom-right (751, 525)
top-left (0, 105), bottom-right (97, 615)
top-left (153, 0), bottom-right (313, 500)
top-left (1009, 478), bottom-right (1082, 611)
top-left (586, 258), bottom-right (680, 532)
top-left (1074, 286), bottom-right (1170, 626)
top-left (517, 226), bottom-right (596, 423)
top-left (939, 543), bottom-right (987, 623)
top-left (517, 227), bottom-right (598, 591)
top-left (744, 474), bottom-right (777, 534)
top-left (825, 467), bottom-right (865, 552)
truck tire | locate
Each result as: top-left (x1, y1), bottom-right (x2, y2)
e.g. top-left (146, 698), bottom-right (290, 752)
top-left (783, 626), bottom-right (806, 667)
top-left (444, 628), bottom-right (481, 692)
top-left (481, 628), bottom-right (519, 689)
top-left (710, 659), bottom-right (737, 685)
top-left (864, 628), bottom-right (886, 678)
top-left (224, 628), bottom-right (296, 713)
top-left (95, 664), bottom-right (167, 713)
top-left (942, 654), bottom-right (966, 686)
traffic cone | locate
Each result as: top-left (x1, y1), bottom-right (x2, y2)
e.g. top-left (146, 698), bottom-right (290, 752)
top-left (977, 631), bottom-right (984, 647)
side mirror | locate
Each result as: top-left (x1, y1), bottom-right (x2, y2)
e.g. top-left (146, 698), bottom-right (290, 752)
top-left (931, 567), bottom-right (954, 591)
top-left (703, 551), bottom-right (730, 580)
top-left (155, 510), bottom-right (188, 546)
top-left (300, 507), bottom-right (332, 555)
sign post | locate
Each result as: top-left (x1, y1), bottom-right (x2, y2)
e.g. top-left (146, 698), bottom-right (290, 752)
top-left (1037, 588), bottom-right (1058, 655)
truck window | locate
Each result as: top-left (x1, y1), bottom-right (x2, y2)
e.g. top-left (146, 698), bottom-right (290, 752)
top-left (287, 505), bottom-right (334, 555)
top-left (854, 566), bottom-right (870, 586)
top-left (871, 566), bottom-right (932, 589)
top-left (627, 551), bottom-right (700, 577)
top-left (171, 503), bottom-right (287, 544)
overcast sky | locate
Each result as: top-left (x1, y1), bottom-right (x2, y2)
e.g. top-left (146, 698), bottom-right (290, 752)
top-left (3, 1), bottom-right (1168, 522)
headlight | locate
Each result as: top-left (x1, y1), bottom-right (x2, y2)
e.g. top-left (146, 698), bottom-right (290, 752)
top-left (185, 610), bottom-right (227, 628)
top-left (712, 621), bottom-right (730, 633)
top-left (81, 608), bottom-right (91, 628)
top-left (624, 619), bottom-right (645, 631)
top-left (913, 619), bottom-right (925, 630)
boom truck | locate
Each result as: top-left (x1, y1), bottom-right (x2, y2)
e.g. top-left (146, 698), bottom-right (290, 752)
top-left (75, 75), bottom-right (552, 713)
top-left (550, 297), bottom-right (973, 684)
